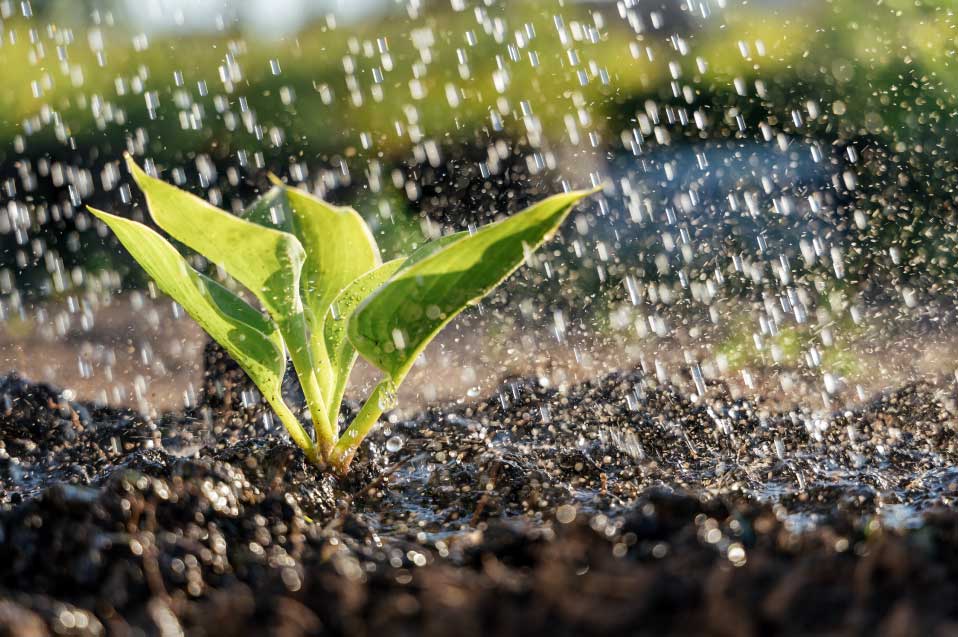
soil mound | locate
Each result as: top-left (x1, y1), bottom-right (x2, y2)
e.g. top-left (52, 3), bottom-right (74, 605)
top-left (2, 363), bottom-right (958, 635)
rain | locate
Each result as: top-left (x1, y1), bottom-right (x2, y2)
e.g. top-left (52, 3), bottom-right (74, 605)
top-left (2, 0), bottom-right (958, 633)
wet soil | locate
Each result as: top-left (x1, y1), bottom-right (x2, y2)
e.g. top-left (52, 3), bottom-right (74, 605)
top-left (2, 349), bottom-right (958, 635)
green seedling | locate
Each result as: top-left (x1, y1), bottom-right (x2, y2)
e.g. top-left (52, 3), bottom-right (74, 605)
top-left (90, 154), bottom-right (596, 474)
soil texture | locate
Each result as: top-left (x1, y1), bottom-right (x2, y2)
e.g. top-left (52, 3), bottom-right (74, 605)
top-left (2, 348), bottom-right (958, 636)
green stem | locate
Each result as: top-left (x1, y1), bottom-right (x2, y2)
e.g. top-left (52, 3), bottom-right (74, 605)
top-left (311, 338), bottom-right (335, 413)
top-left (290, 347), bottom-right (336, 458)
top-left (266, 392), bottom-right (320, 465)
top-left (281, 313), bottom-right (336, 459)
top-left (328, 379), bottom-right (391, 475)
top-left (326, 371), bottom-right (349, 430)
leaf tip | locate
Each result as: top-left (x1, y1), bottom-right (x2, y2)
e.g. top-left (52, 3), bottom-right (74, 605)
top-left (588, 182), bottom-right (607, 195)
top-left (572, 184), bottom-right (605, 199)
top-left (124, 153), bottom-right (147, 184)
top-left (86, 205), bottom-right (109, 222)
top-left (266, 172), bottom-right (285, 187)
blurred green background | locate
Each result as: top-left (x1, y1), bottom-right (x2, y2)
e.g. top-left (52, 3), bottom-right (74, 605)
top-left (0, 0), bottom-right (954, 294)
top-left (1, 0), bottom-right (957, 410)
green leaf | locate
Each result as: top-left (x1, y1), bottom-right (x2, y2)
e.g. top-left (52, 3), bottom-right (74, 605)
top-left (320, 231), bottom-right (463, 421)
top-left (317, 231), bottom-right (464, 422)
top-left (124, 155), bottom-right (335, 449)
top-left (87, 206), bottom-right (315, 458)
top-left (322, 258), bottom-right (404, 423)
top-left (242, 185), bottom-right (293, 230)
top-left (396, 231), bottom-right (468, 271)
top-left (243, 179), bottom-right (381, 405)
top-left (125, 155), bottom-right (306, 323)
top-left (347, 189), bottom-right (596, 381)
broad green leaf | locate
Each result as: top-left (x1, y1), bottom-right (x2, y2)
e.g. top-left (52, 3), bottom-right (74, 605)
top-left (322, 258), bottom-right (404, 423)
top-left (125, 156), bottom-right (335, 447)
top-left (125, 155), bottom-right (306, 323)
top-left (242, 179), bottom-right (381, 404)
top-left (321, 228), bottom-right (469, 406)
top-left (319, 230), bottom-right (463, 415)
top-left (347, 189), bottom-right (596, 381)
top-left (284, 183), bottom-right (381, 325)
top-left (243, 185), bottom-right (294, 230)
top-left (87, 207), bottom-right (314, 456)
top-left (395, 231), bottom-right (468, 271)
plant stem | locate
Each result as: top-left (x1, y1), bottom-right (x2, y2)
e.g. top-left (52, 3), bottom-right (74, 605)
top-left (293, 353), bottom-right (336, 457)
top-left (266, 393), bottom-right (320, 465)
top-left (328, 379), bottom-right (391, 474)
top-left (326, 372), bottom-right (349, 430)
top-left (281, 313), bottom-right (336, 458)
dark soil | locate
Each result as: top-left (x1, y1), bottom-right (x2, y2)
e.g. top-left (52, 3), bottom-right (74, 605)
top-left (2, 346), bottom-right (958, 636)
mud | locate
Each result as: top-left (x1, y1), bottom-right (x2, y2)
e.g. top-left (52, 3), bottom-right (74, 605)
top-left (2, 352), bottom-right (958, 635)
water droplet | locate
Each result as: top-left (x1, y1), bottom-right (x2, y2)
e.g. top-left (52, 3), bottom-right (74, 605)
top-left (385, 436), bottom-right (403, 453)
top-left (556, 504), bottom-right (577, 524)
top-left (377, 382), bottom-right (398, 411)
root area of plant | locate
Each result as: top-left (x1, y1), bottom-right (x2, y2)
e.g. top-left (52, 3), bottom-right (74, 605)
top-left (3, 351), bottom-right (958, 636)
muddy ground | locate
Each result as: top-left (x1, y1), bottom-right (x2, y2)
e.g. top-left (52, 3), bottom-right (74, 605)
top-left (2, 345), bottom-right (958, 636)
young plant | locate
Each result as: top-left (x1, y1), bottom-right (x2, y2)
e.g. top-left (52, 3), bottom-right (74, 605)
top-left (89, 154), bottom-right (596, 474)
